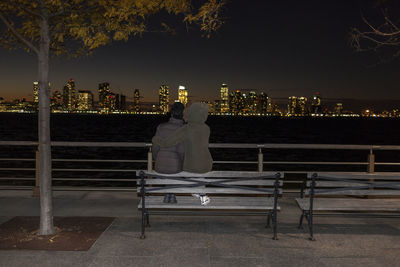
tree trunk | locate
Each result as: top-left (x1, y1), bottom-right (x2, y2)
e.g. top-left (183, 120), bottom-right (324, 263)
top-left (38, 15), bottom-right (54, 236)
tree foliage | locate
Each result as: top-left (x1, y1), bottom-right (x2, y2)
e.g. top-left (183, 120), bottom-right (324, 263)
top-left (0, 0), bottom-right (225, 236)
top-left (350, 0), bottom-right (400, 61)
top-left (0, 0), bottom-right (225, 56)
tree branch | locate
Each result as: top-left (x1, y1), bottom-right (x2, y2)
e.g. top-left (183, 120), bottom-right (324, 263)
top-left (362, 15), bottom-right (400, 37)
top-left (384, 14), bottom-right (400, 31)
top-left (0, 11), bottom-right (39, 54)
top-left (361, 33), bottom-right (400, 46)
top-left (20, 5), bottom-right (44, 19)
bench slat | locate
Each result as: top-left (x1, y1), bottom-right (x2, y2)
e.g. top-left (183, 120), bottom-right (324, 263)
top-left (137, 178), bottom-right (279, 186)
top-left (296, 198), bottom-right (400, 212)
top-left (137, 171), bottom-right (282, 178)
top-left (307, 181), bottom-right (400, 187)
top-left (304, 189), bottom-right (400, 196)
top-left (139, 196), bottom-right (279, 210)
top-left (309, 172), bottom-right (400, 180)
top-left (138, 187), bottom-right (281, 194)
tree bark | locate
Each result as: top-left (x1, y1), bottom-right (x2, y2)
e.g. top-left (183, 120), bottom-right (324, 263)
top-left (38, 14), bottom-right (54, 236)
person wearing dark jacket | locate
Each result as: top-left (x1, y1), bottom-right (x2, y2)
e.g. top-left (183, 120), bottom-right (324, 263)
top-left (152, 102), bottom-right (213, 173)
top-left (152, 102), bottom-right (213, 205)
top-left (152, 102), bottom-right (185, 203)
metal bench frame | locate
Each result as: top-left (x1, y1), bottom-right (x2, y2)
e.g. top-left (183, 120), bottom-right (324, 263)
top-left (298, 172), bottom-right (400, 241)
top-left (138, 171), bottom-right (282, 240)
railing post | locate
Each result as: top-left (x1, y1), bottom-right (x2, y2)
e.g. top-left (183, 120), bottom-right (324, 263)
top-left (258, 148), bottom-right (263, 172)
top-left (147, 146), bottom-right (153, 172)
top-left (367, 148), bottom-right (375, 173)
top-left (33, 149), bottom-right (40, 197)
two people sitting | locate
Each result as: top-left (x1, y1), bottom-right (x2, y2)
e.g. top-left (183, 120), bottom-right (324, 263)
top-left (152, 102), bottom-right (213, 204)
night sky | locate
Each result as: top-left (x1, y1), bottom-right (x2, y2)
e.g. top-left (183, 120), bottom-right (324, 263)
top-left (0, 0), bottom-right (399, 104)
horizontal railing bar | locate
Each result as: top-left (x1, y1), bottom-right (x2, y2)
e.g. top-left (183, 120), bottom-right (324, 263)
top-left (370, 145), bottom-right (400, 151)
top-left (0, 186), bottom-right (136, 191)
top-left (52, 142), bottom-right (151, 147)
top-left (213, 161), bottom-right (258, 164)
top-left (52, 178), bottom-right (136, 182)
top-left (0, 177), bottom-right (35, 180)
top-left (1, 141), bottom-right (400, 151)
top-left (263, 161), bottom-right (369, 165)
top-left (0, 186), bottom-right (33, 190)
top-left (0, 168), bottom-right (35, 171)
top-left (0, 162), bottom-right (394, 173)
top-left (0, 158), bottom-right (146, 163)
top-left (210, 143), bottom-right (400, 150)
top-left (0, 158), bottom-right (34, 161)
top-left (52, 159), bottom-right (147, 163)
top-left (0, 159), bottom-right (383, 166)
top-left (51, 187), bottom-right (137, 191)
top-left (0, 177), bottom-right (134, 181)
top-left (0, 141), bottom-right (38, 146)
top-left (209, 143), bottom-right (376, 150)
top-left (52, 168), bottom-right (138, 172)
top-left (0, 159), bottom-right (381, 165)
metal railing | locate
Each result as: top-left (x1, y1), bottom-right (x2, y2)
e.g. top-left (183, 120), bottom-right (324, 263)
top-left (1, 141), bottom-right (400, 193)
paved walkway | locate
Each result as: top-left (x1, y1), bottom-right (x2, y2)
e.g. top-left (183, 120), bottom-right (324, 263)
top-left (1, 191), bottom-right (400, 267)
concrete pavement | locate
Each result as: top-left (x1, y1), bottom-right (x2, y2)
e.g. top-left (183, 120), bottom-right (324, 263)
top-left (1, 190), bottom-right (400, 266)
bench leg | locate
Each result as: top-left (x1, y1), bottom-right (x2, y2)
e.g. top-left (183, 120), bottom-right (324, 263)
top-left (306, 212), bottom-right (315, 241)
top-left (298, 211), bottom-right (305, 229)
top-left (266, 214), bottom-right (271, 228)
top-left (272, 211), bottom-right (278, 240)
top-left (146, 213), bottom-right (150, 227)
top-left (140, 210), bottom-right (146, 239)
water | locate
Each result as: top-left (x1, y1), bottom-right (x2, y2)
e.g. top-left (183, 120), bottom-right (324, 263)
top-left (1, 113), bottom-right (400, 186)
top-left (1, 113), bottom-right (399, 144)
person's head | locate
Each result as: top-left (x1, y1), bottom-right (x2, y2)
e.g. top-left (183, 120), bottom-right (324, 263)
top-left (185, 102), bottom-right (209, 123)
top-left (171, 102), bottom-right (185, 120)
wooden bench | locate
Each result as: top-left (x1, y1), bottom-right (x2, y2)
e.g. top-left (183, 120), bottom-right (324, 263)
top-left (136, 171), bottom-right (282, 239)
top-left (296, 172), bottom-right (400, 240)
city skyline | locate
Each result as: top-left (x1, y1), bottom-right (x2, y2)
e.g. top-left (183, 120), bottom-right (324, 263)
top-left (1, 79), bottom-right (400, 116)
top-left (0, 1), bottom-right (400, 103)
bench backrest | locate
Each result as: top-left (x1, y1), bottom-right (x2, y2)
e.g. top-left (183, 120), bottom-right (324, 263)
top-left (302, 172), bottom-right (400, 197)
top-left (136, 171), bottom-right (283, 196)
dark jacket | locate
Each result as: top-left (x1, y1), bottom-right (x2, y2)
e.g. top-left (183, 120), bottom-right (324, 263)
top-left (152, 103), bottom-right (213, 173)
top-left (152, 117), bottom-right (184, 174)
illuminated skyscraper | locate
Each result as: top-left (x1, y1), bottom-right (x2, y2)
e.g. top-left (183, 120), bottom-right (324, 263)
top-left (98, 82), bottom-right (111, 110)
top-left (134, 89), bottom-right (140, 113)
top-left (214, 100), bottom-right (222, 113)
top-left (229, 90), bottom-right (245, 115)
top-left (63, 79), bottom-right (76, 111)
top-left (33, 82), bottom-right (39, 106)
top-left (247, 91), bottom-right (258, 114)
top-left (159, 85), bottom-right (169, 113)
top-left (335, 103), bottom-right (343, 115)
top-left (0, 97), bottom-right (5, 112)
top-left (267, 98), bottom-right (273, 113)
top-left (288, 96), bottom-right (297, 115)
top-left (311, 92), bottom-right (322, 114)
top-left (50, 90), bottom-right (62, 111)
top-left (109, 93), bottom-right (116, 111)
top-left (298, 97), bottom-right (308, 115)
top-left (77, 90), bottom-right (94, 111)
top-left (259, 92), bottom-right (269, 115)
top-left (288, 96), bottom-right (307, 115)
top-left (178, 85), bottom-right (188, 106)
top-left (220, 83), bottom-right (229, 113)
